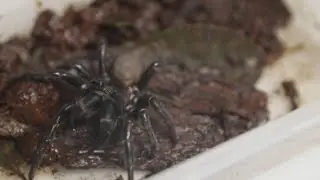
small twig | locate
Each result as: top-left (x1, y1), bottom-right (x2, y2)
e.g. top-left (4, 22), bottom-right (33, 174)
top-left (282, 80), bottom-right (300, 111)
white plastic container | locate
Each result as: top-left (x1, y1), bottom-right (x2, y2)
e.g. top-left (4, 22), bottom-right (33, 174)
top-left (147, 101), bottom-right (320, 180)
top-left (1, 0), bottom-right (320, 180)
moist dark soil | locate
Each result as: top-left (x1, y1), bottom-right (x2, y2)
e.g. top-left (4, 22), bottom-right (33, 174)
top-left (0, 64), bottom-right (268, 176)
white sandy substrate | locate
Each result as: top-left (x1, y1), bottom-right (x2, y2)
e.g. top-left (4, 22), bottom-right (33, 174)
top-left (256, 0), bottom-right (320, 120)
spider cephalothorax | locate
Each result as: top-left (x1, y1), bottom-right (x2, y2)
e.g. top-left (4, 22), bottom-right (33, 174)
top-left (4, 40), bottom-right (177, 180)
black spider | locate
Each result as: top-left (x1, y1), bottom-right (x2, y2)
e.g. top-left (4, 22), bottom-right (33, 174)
top-left (8, 40), bottom-right (177, 180)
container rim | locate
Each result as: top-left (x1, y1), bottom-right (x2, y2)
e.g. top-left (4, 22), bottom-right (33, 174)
top-left (146, 101), bottom-right (320, 180)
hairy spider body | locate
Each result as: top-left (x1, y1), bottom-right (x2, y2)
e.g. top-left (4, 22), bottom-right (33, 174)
top-left (4, 40), bottom-right (177, 180)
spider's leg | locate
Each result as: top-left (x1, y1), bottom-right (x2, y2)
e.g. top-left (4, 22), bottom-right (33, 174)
top-left (6, 73), bottom-right (52, 86)
top-left (73, 64), bottom-right (91, 79)
top-left (2, 71), bottom-right (86, 99)
top-left (28, 104), bottom-right (72, 180)
top-left (98, 38), bottom-right (116, 80)
top-left (52, 71), bottom-right (89, 89)
top-left (147, 94), bottom-right (177, 145)
top-left (138, 109), bottom-right (159, 153)
top-left (98, 38), bottom-right (108, 78)
top-left (56, 64), bottom-right (91, 80)
top-left (0, 73), bottom-right (55, 100)
top-left (123, 119), bottom-right (134, 180)
top-left (137, 61), bottom-right (160, 90)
